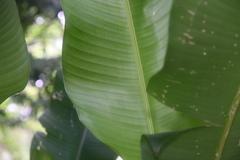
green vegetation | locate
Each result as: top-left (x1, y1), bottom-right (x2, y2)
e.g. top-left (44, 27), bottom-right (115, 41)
top-left (0, 0), bottom-right (240, 160)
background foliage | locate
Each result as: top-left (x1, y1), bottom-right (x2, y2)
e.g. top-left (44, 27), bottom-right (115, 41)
top-left (1, 1), bottom-right (68, 159)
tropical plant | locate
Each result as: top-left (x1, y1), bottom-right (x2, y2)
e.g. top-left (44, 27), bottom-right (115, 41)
top-left (0, 0), bottom-right (240, 160)
top-left (0, 0), bottom-right (30, 104)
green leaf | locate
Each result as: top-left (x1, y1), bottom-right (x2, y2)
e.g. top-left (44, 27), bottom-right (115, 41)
top-left (31, 73), bottom-right (117, 160)
top-left (61, 1), bottom-right (202, 159)
top-left (142, 128), bottom-right (223, 160)
top-left (141, 131), bottom-right (181, 160)
top-left (0, 0), bottom-right (30, 103)
top-left (148, 0), bottom-right (240, 159)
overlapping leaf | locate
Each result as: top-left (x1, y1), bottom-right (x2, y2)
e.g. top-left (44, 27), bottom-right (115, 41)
top-left (146, 0), bottom-right (240, 159)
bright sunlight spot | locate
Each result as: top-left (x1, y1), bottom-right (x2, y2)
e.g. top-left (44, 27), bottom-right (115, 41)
top-left (57, 11), bottom-right (65, 27)
top-left (116, 156), bottom-right (123, 160)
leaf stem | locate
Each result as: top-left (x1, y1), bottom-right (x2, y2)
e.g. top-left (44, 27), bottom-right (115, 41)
top-left (214, 87), bottom-right (240, 160)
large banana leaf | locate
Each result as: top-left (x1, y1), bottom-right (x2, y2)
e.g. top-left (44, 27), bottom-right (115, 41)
top-left (0, 0), bottom-right (30, 103)
top-left (146, 0), bottom-right (240, 159)
top-left (31, 73), bottom-right (117, 160)
top-left (61, 0), bottom-right (203, 160)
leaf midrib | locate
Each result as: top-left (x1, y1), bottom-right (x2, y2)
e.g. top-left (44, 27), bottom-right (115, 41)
top-left (123, 1), bottom-right (240, 159)
top-left (214, 87), bottom-right (240, 160)
top-left (124, 0), bottom-right (155, 134)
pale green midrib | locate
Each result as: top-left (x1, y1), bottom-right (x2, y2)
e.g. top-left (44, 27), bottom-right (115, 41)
top-left (124, 0), bottom-right (154, 134)
top-left (214, 86), bottom-right (240, 160)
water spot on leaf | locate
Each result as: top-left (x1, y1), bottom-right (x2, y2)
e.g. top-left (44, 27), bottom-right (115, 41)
top-left (183, 33), bottom-right (193, 39)
top-left (163, 89), bottom-right (168, 94)
top-left (203, 1), bottom-right (208, 5)
top-left (234, 51), bottom-right (239, 55)
top-left (189, 41), bottom-right (196, 45)
top-left (211, 82), bottom-right (216, 86)
top-left (161, 94), bottom-right (166, 99)
top-left (187, 9), bottom-right (196, 16)
top-left (190, 70), bottom-right (197, 75)
top-left (178, 67), bottom-right (186, 71)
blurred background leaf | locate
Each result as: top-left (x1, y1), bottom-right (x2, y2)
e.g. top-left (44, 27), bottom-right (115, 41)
top-left (30, 72), bottom-right (117, 160)
top-left (0, 0), bottom-right (30, 104)
top-left (0, 0), bottom-right (64, 159)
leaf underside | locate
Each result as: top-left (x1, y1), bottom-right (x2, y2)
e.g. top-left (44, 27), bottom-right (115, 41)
top-left (61, 0), bottom-right (202, 160)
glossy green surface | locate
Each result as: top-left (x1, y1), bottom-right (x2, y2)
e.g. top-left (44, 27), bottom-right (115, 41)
top-left (0, 0), bottom-right (30, 103)
top-left (61, 0), bottom-right (202, 159)
top-left (147, 0), bottom-right (240, 159)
